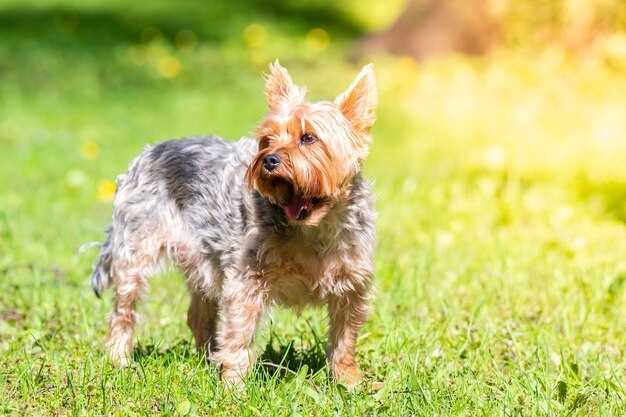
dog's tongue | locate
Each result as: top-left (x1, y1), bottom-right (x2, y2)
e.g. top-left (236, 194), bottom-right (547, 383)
top-left (284, 194), bottom-right (312, 220)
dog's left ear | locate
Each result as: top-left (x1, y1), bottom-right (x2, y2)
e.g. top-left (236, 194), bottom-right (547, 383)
top-left (264, 60), bottom-right (306, 109)
top-left (335, 64), bottom-right (377, 133)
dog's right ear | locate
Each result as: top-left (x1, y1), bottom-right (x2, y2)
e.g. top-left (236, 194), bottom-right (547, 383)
top-left (335, 64), bottom-right (377, 133)
top-left (264, 60), bottom-right (306, 109)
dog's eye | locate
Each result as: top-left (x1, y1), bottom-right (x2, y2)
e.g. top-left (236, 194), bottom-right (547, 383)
top-left (259, 136), bottom-right (272, 149)
top-left (300, 133), bottom-right (317, 145)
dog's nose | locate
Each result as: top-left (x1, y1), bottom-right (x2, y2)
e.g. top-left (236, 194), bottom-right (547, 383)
top-left (262, 154), bottom-right (281, 171)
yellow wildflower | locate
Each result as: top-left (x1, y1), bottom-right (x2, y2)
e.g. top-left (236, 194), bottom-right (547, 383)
top-left (96, 179), bottom-right (116, 202)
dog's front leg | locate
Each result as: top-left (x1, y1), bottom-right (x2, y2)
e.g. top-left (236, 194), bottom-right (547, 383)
top-left (214, 277), bottom-right (268, 385)
top-left (327, 290), bottom-right (371, 387)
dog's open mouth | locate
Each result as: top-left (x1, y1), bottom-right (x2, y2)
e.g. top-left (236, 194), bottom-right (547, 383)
top-left (260, 178), bottom-right (325, 221)
top-left (280, 184), bottom-right (324, 221)
top-left (284, 193), bottom-right (310, 221)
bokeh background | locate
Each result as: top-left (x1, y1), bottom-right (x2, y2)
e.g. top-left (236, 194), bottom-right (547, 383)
top-left (2, 0), bottom-right (626, 414)
top-left (1, 0), bottom-right (624, 270)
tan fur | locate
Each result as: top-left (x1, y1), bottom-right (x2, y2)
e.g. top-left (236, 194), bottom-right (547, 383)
top-left (246, 63), bottom-right (376, 228)
top-left (98, 61), bottom-right (377, 387)
top-left (187, 292), bottom-right (219, 354)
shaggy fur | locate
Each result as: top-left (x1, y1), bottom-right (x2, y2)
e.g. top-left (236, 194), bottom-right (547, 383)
top-left (91, 61), bottom-right (378, 386)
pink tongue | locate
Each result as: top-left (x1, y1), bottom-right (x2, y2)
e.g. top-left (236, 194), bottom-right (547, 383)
top-left (284, 194), bottom-right (312, 220)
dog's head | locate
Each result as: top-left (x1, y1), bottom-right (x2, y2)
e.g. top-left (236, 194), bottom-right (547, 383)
top-left (245, 61), bottom-right (377, 226)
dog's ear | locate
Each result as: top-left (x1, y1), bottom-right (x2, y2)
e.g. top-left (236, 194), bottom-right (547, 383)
top-left (335, 64), bottom-right (377, 133)
top-left (264, 60), bottom-right (305, 109)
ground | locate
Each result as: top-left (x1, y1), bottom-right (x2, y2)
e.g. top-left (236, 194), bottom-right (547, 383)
top-left (1, 1), bottom-right (626, 415)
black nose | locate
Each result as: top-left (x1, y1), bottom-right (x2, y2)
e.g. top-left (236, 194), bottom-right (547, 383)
top-left (262, 154), bottom-right (281, 171)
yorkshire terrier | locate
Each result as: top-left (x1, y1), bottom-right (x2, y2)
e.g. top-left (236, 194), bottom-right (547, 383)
top-left (90, 61), bottom-right (377, 386)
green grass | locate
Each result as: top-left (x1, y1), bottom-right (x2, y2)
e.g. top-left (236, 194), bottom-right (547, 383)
top-left (2, 1), bottom-right (626, 415)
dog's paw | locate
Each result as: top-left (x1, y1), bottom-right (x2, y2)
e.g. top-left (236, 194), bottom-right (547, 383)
top-left (105, 338), bottom-right (133, 368)
top-left (108, 350), bottom-right (132, 368)
top-left (334, 364), bottom-right (362, 388)
top-left (220, 369), bottom-right (246, 393)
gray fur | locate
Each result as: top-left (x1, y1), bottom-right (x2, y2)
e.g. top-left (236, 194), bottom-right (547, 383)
top-left (91, 135), bottom-right (375, 300)
top-left (90, 135), bottom-right (376, 379)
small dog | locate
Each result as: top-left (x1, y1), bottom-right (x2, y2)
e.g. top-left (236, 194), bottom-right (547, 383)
top-left (90, 61), bottom-right (377, 386)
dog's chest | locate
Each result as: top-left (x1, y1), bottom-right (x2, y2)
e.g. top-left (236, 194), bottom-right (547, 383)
top-left (256, 233), bottom-right (352, 306)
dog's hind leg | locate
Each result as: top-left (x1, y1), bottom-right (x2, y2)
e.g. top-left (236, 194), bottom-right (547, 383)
top-left (106, 248), bottom-right (163, 368)
top-left (187, 292), bottom-right (219, 357)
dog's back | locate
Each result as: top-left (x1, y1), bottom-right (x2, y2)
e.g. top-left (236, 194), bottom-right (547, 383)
top-left (90, 136), bottom-right (257, 297)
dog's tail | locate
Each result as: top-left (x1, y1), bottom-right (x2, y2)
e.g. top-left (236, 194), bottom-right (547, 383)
top-left (82, 227), bottom-right (114, 298)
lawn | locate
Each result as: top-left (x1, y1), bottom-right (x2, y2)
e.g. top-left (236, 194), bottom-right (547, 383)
top-left (1, 0), bottom-right (626, 415)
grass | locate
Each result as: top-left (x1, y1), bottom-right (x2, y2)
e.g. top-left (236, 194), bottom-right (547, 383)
top-left (2, 1), bottom-right (626, 415)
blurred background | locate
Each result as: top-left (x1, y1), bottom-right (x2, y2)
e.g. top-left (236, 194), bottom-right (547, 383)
top-left (0, 0), bottom-right (625, 295)
top-left (1, 0), bottom-right (626, 322)
top-left (1, 0), bottom-right (626, 411)
top-left (1, 0), bottom-right (624, 267)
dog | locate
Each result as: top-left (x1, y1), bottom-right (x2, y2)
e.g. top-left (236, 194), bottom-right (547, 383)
top-left (90, 61), bottom-right (377, 386)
